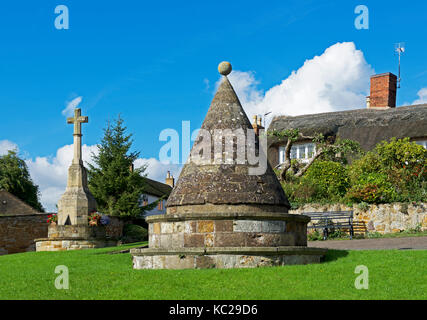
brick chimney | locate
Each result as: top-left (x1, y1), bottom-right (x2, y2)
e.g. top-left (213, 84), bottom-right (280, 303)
top-left (367, 72), bottom-right (397, 109)
top-left (252, 115), bottom-right (264, 136)
top-left (165, 171), bottom-right (175, 188)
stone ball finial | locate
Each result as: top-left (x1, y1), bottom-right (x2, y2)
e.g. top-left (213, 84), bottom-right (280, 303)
top-left (218, 61), bottom-right (232, 76)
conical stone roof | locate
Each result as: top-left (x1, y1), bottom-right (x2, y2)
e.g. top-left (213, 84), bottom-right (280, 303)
top-left (166, 62), bottom-right (289, 211)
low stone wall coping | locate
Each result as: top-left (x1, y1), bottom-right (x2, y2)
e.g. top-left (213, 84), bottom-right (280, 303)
top-left (35, 237), bottom-right (110, 242)
top-left (0, 213), bottom-right (49, 218)
top-left (146, 212), bottom-right (311, 223)
top-left (131, 246), bottom-right (327, 256)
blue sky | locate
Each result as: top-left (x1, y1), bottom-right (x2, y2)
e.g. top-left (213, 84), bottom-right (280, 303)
top-left (1, 0), bottom-right (426, 210)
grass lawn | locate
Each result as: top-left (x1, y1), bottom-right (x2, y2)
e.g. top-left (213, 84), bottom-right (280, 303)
top-left (0, 243), bottom-right (425, 300)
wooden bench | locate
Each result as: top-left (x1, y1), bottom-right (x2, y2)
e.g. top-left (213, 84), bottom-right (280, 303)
top-left (305, 211), bottom-right (354, 240)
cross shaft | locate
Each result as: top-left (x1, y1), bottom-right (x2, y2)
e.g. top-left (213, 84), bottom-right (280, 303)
top-left (67, 108), bottom-right (88, 164)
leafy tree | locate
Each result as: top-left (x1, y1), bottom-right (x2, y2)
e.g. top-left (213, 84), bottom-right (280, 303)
top-left (87, 116), bottom-right (159, 219)
top-left (347, 138), bottom-right (426, 204)
top-left (0, 150), bottom-right (44, 211)
top-left (269, 128), bottom-right (362, 181)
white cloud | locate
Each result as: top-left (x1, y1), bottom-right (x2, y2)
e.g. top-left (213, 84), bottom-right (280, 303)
top-left (134, 157), bottom-right (182, 184)
top-left (26, 144), bottom-right (98, 212)
top-left (62, 96), bottom-right (83, 117)
top-left (412, 88), bottom-right (427, 105)
top-left (0, 140), bottom-right (18, 155)
top-left (225, 42), bottom-right (374, 127)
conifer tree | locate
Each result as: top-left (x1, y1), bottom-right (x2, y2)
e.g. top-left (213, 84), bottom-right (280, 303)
top-left (88, 116), bottom-right (158, 218)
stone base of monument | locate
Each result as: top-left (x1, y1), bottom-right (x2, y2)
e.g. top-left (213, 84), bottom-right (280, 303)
top-left (130, 212), bottom-right (327, 269)
top-left (132, 247), bottom-right (327, 269)
top-left (35, 224), bottom-right (118, 252)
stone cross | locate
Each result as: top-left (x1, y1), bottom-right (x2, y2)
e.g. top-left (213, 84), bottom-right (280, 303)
top-left (67, 108), bottom-right (88, 164)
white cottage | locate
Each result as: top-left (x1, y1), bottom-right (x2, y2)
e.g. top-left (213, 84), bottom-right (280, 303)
top-left (141, 172), bottom-right (174, 217)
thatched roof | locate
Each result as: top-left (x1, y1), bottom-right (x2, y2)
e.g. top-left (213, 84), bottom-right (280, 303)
top-left (268, 104), bottom-right (427, 150)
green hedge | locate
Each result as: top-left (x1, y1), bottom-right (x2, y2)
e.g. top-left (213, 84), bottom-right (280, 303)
top-left (121, 224), bottom-right (148, 244)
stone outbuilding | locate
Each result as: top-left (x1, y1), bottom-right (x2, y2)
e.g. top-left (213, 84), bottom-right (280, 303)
top-left (131, 62), bottom-right (326, 269)
top-left (0, 190), bottom-right (49, 255)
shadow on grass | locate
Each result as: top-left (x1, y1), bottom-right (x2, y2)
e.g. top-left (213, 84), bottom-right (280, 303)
top-left (92, 242), bottom-right (148, 255)
top-left (322, 249), bottom-right (349, 263)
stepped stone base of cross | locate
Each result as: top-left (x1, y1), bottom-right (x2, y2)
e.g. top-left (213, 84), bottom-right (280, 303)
top-left (57, 163), bottom-right (97, 227)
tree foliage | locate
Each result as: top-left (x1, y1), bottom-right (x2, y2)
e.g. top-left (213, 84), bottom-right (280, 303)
top-left (281, 138), bottom-right (427, 207)
top-left (0, 150), bottom-right (44, 211)
top-left (269, 128), bottom-right (362, 181)
top-left (87, 116), bottom-right (159, 219)
top-left (347, 138), bottom-right (426, 204)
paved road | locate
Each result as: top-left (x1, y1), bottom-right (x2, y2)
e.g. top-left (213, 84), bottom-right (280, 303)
top-left (308, 236), bottom-right (427, 250)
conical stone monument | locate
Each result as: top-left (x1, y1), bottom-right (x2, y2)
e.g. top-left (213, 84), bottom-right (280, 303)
top-left (35, 108), bottom-right (117, 251)
top-left (131, 62), bottom-right (326, 269)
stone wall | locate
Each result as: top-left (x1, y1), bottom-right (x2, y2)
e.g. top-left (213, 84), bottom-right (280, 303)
top-left (133, 249), bottom-right (324, 269)
top-left (0, 214), bottom-right (124, 255)
top-left (290, 202), bottom-right (427, 234)
top-left (36, 238), bottom-right (117, 252)
top-left (148, 218), bottom-right (307, 249)
top-left (0, 214), bottom-right (49, 255)
top-left (105, 216), bottom-right (124, 239)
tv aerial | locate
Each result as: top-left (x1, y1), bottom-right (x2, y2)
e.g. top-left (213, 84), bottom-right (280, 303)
top-left (395, 43), bottom-right (405, 89)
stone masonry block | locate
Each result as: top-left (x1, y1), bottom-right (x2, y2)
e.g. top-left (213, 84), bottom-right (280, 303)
top-left (161, 222), bottom-right (173, 234)
top-left (205, 233), bottom-right (214, 247)
top-left (184, 221), bottom-right (197, 233)
top-left (233, 220), bottom-right (262, 232)
top-left (215, 220), bottom-right (233, 232)
top-left (215, 233), bottom-right (246, 247)
top-left (195, 256), bottom-right (216, 269)
top-left (197, 220), bottom-right (214, 233)
top-left (261, 221), bottom-right (286, 233)
top-left (153, 223), bottom-right (161, 235)
top-left (171, 233), bottom-right (184, 248)
top-left (184, 234), bottom-right (205, 247)
top-left (160, 234), bottom-right (173, 248)
top-left (165, 255), bottom-right (195, 269)
top-left (173, 222), bottom-right (185, 233)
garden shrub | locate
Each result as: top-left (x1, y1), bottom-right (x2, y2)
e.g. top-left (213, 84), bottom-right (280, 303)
top-left (302, 161), bottom-right (349, 201)
top-left (280, 138), bottom-right (426, 207)
top-left (347, 138), bottom-right (427, 204)
top-left (346, 172), bottom-right (397, 203)
top-left (121, 224), bottom-right (148, 244)
top-left (307, 230), bottom-right (322, 241)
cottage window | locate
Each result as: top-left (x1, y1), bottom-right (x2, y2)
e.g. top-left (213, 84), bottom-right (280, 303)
top-left (415, 140), bottom-right (427, 149)
top-left (279, 143), bottom-right (316, 164)
top-left (141, 194), bottom-right (148, 206)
